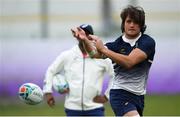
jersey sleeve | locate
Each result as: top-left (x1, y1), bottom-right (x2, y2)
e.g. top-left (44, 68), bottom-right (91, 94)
top-left (137, 36), bottom-right (156, 58)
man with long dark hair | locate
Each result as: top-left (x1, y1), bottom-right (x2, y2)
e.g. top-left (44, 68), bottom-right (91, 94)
top-left (72, 5), bottom-right (156, 116)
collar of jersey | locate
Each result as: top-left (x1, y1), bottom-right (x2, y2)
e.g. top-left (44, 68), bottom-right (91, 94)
top-left (122, 33), bottom-right (142, 47)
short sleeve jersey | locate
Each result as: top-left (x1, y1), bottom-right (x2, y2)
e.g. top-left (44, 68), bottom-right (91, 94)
top-left (105, 34), bottom-right (155, 95)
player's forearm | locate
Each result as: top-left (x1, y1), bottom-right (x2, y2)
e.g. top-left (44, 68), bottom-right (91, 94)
top-left (82, 38), bottom-right (101, 58)
top-left (83, 38), bottom-right (95, 53)
top-left (101, 48), bottom-right (134, 69)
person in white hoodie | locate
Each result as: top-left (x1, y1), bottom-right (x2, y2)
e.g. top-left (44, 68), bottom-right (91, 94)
top-left (43, 24), bottom-right (114, 116)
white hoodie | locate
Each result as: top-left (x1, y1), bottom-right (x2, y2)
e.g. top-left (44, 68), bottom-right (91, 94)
top-left (43, 45), bottom-right (114, 110)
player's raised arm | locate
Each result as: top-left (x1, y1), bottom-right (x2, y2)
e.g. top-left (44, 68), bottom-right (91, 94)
top-left (72, 27), bottom-right (104, 58)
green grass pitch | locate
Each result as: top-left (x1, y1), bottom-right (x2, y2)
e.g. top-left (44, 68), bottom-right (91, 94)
top-left (0, 95), bottom-right (180, 116)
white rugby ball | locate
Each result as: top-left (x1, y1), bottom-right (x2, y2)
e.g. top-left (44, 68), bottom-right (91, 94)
top-left (53, 74), bottom-right (69, 94)
top-left (18, 83), bottom-right (43, 105)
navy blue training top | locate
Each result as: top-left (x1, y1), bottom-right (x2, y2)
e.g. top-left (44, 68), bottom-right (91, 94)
top-left (105, 34), bottom-right (156, 95)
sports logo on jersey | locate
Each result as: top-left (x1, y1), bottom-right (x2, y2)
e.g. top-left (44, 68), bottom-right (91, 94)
top-left (119, 48), bottom-right (126, 54)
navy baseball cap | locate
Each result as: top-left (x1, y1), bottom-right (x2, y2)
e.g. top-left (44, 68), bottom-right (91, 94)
top-left (79, 24), bottom-right (94, 35)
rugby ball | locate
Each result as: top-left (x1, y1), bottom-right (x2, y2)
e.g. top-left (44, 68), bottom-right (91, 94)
top-left (18, 83), bottom-right (43, 105)
top-left (53, 74), bottom-right (69, 94)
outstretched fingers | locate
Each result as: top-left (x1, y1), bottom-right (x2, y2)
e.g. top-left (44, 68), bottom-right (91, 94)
top-left (71, 28), bottom-right (78, 37)
top-left (88, 35), bottom-right (99, 41)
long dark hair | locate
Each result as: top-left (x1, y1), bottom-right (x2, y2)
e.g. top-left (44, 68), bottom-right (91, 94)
top-left (120, 5), bottom-right (146, 33)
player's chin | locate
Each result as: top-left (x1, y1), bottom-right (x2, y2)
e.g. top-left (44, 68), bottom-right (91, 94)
top-left (127, 32), bottom-right (139, 38)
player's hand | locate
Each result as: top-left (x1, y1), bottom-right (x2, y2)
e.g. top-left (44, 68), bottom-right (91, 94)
top-left (88, 35), bottom-right (106, 53)
top-left (71, 27), bottom-right (87, 41)
top-left (45, 93), bottom-right (55, 107)
top-left (71, 28), bottom-right (78, 38)
top-left (93, 95), bottom-right (108, 103)
top-left (76, 27), bottom-right (87, 40)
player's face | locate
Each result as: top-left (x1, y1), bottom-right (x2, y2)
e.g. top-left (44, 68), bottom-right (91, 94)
top-left (124, 16), bottom-right (141, 39)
